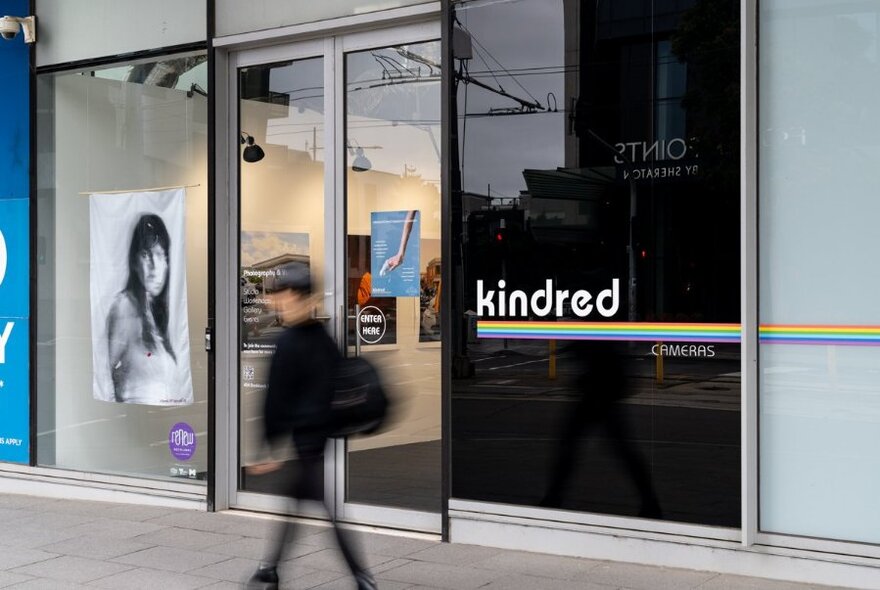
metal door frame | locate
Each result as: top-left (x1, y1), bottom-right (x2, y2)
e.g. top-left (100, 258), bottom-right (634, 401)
top-left (332, 24), bottom-right (442, 533)
top-left (220, 20), bottom-right (442, 534)
top-left (224, 37), bottom-right (337, 518)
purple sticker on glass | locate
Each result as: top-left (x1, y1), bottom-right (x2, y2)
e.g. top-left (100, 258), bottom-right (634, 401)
top-left (169, 422), bottom-right (196, 461)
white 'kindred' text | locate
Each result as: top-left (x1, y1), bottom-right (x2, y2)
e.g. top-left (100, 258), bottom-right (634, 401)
top-left (477, 279), bottom-right (619, 318)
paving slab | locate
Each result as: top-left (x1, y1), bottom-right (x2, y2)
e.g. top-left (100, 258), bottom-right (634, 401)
top-left (0, 571), bottom-right (33, 588)
top-left (340, 532), bottom-right (435, 558)
top-left (86, 567), bottom-right (217, 590)
top-left (405, 542), bottom-right (502, 565)
top-left (588, 561), bottom-right (717, 590)
top-left (131, 526), bottom-right (241, 550)
top-left (0, 508), bottom-right (33, 523)
top-left (377, 560), bottom-right (501, 589)
top-left (41, 500), bottom-right (127, 518)
top-left (8, 512), bottom-right (97, 531)
top-left (10, 555), bottom-right (132, 584)
top-left (185, 556), bottom-right (262, 584)
top-left (40, 534), bottom-right (154, 560)
top-left (0, 495), bottom-right (56, 509)
top-left (204, 537), bottom-right (321, 561)
top-left (146, 511), bottom-right (240, 534)
top-left (371, 558), bottom-right (413, 575)
top-left (7, 579), bottom-right (91, 590)
top-left (98, 503), bottom-right (182, 523)
top-left (197, 582), bottom-right (242, 590)
top-left (289, 548), bottom-right (400, 574)
top-left (312, 577), bottom-right (413, 590)
top-left (110, 546), bottom-right (231, 574)
top-left (0, 547), bottom-right (58, 570)
top-left (0, 527), bottom-right (80, 550)
top-left (696, 574), bottom-right (849, 590)
top-left (469, 550), bottom-right (602, 580)
top-left (275, 562), bottom-right (349, 589)
top-left (477, 573), bottom-right (614, 590)
top-left (61, 517), bottom-right (167, 540)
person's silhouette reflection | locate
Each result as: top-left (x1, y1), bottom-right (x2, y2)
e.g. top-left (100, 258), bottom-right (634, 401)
top-left (542, 340), bottom-right (662, 519)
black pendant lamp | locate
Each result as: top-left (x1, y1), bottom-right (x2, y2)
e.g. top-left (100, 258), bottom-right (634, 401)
top-left (240, 131), bottom-right (265, 163)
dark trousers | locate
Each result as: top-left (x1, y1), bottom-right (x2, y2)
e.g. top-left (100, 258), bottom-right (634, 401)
top-left (266, 448), bottom-right (364, 574)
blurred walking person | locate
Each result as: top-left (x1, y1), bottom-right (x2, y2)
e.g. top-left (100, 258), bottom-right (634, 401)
top-left (247, 261), bottom-right (377, 590)
top-left (541, 339), bottom-right (662, 519)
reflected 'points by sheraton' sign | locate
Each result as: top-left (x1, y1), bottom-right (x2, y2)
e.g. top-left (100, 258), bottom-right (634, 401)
top-left (614, 138), bottom-right (700, 181)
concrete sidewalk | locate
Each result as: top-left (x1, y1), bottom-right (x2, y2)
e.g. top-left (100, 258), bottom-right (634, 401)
top-left (0, 493), bottom-right (852, 590)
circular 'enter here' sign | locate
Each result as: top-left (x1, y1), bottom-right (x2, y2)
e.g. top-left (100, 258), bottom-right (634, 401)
top-left (358, 306), bottom-right (386, 344)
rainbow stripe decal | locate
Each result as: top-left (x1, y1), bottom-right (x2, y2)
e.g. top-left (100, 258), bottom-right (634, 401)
top-left (477, 321), bottom-right (741, 343)
top-left (758, 325), bottom-right (880, 346)
top-left (476, 322), bottom-right (880, 346)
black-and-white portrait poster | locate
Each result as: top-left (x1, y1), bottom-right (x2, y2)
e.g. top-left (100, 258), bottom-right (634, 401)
top-left (90, 188), bottom-right (193, 406)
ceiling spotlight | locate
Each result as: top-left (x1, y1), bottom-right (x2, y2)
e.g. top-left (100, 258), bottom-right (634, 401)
top-left (240, 132), bottom-right (265, 163)
top-left (351, 147), bottom-right (372, 173)
top-left (347, 142), bottom-right (380, 173)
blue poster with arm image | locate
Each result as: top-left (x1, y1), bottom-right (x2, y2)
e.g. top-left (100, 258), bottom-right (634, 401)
top-left (371, 210), bottom-right (420, 297)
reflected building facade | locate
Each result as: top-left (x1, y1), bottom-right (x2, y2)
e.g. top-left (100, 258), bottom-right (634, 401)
top-left (451, 0), bottom-right (740, 527)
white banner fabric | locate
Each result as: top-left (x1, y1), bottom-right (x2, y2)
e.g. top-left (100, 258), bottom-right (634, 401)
top-left (89, 188), bottom-right (193, 406)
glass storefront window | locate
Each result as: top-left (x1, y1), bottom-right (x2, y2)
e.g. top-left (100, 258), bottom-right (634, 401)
top-left (450, 0), bottom-right (741, 526)
top-left (759, 1), bottom-right (880, 544)
top-left (36, 53), bottom-right (209, 482)
top-left (237, 56), bottom-right (326, 496)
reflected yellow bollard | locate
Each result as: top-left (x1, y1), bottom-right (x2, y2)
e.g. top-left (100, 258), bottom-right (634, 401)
top-left (549, 340), bottom-right (557, 380)
top-left (655, 341), bottom-right (664, 384)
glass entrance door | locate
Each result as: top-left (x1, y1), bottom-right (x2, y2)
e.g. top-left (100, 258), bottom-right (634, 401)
top-left (338, 38), bottom-right (442, 530)
top-left (235, 41), bottom-right (335, 517)
top-left (231, 27), bottom-right (441, 532)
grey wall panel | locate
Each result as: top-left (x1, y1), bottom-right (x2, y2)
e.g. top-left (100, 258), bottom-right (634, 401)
top-left (215, 0), bottom-right (430, 37)
top-left (36, 0), bottom-right (206, 67)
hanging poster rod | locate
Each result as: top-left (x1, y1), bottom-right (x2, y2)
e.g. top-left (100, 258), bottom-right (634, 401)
top-left (78, 183), bottom-right (201, 196)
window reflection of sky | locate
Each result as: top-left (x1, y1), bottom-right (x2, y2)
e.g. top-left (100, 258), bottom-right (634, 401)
top-left (346, 42), bottom-right (442, 182)
top-left (456, 0), bottom-right (566, 199)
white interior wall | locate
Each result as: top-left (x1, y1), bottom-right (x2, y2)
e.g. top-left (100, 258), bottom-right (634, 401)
top-left (50, 74), bottom-right (209, 478)
top-left (215, 0), bottom-right (433, 38)
top-left (36, 0), bottom-right (206, 68)
top-left (237, 98), bottom-right (442, 460)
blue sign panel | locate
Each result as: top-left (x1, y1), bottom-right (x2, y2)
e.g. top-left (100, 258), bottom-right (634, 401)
top-left (371, 210), bottom-right (421, 297)
top-left (0, 200), bottom-right (29, 463)
top-left (0, 0), bottom-right (31, 464)
top-left (0, 1), bottom-right (29, 202)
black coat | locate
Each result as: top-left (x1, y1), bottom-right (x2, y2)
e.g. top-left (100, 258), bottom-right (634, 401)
top-left (263, 321), bottom-right (339, 453)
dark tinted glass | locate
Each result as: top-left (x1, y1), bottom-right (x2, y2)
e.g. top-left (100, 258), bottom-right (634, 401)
top-left (450, 0), bottom-right (740, 526)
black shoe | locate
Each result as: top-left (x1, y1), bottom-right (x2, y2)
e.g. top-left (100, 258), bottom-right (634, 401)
top-left (247, 565), bottom-right (279, 590)
top-left (355, 570), bottom-right (378, 590)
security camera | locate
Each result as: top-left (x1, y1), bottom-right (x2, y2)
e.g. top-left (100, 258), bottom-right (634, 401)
top-left (0, 17), bottom-right (18, 40)
top-left (0, 16), bottom-right (36, 44)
